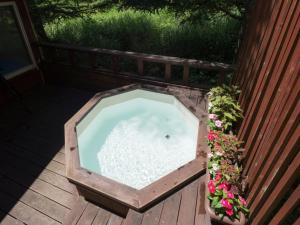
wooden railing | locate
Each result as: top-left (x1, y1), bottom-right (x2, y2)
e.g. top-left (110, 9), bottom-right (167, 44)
top-left (37, 42), bottom-right (234, 87)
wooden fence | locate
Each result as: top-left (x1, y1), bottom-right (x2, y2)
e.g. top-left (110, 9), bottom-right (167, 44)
top-left (233, 0), bottom-right (299, 224)
top-left (38, 42), bottom-right (234, 89)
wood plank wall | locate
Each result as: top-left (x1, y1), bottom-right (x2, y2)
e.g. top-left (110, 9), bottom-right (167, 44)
top-left (233, 0), bottom-right (299, 224)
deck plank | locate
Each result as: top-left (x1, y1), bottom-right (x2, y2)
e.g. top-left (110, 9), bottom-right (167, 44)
top-left (106, 215), bottom-right (123, 225)
top-left (91, 208), bottom-right (111, 225)
top-left (0, 162), bottom-right (74, 209)
top-left (158, 190), bottom-right (182, 225)
top-left (0, 210), bottom-right (25, 225)
top-left (0, 191), bottom-right (60, 225)
top-left (62, 197), bottom-right (88, 225)
top-left (76, 203), bottom-right (99, 225)
top-left (195, 177), bottom-right (211, 225)
top-left (0, 147), bottom-right (75, 193)
top-left (122, 210), bottom-right (143, 225)
top-left (177, 179), bottom-right (199, 225)
top-left (0, 176), bottom-right (69, 223)
top-left (53, 152), bottom-right (66, 165)
top-left (140, 202), bottom-right (164, 225)
top-left (1, 142), bottom-right (66, 177)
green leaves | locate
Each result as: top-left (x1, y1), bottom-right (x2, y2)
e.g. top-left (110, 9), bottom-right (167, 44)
top-left (208, 85), bottom-right (243, 132)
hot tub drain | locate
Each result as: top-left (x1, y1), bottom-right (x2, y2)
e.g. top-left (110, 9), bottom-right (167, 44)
top-left (165, 134), bottom-right (170, 139)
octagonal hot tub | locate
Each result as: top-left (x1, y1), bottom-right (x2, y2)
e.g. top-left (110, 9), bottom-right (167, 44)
top-left (65, 84), bottom-right (206, 216)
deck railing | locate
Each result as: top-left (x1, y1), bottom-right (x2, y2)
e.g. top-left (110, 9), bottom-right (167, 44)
top-left (37, 42), bottom-right (234, 88)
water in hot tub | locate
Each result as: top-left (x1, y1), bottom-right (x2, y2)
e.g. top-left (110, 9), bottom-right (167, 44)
top-left (77, 97), bottom-right (198, 190)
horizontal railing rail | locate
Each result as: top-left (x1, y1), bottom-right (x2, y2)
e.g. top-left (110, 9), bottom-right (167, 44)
top-left (37, 42), bottom-right (235, 87)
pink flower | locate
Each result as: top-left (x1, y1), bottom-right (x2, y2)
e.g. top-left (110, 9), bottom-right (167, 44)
top-left (221, 199), bottom-right (232, 209)
top-left (215, 120), bottom-right (223, 128)
top-left (209, 114), bottom-right (217, 120)
top-left (218, 182), bottom-right (230, 191)
top-left (208, 180), bottom-right (216, 194)
top-left (226, 209), bottom-right (234, 216)
top-left (215, 173), bottom-right (222, 181)
top-left (239, 196), bottom-right (247, 206)
top-left (227, 192), bottom-right (234, 199)
top-left (208, 131), bottom-right (218, 141)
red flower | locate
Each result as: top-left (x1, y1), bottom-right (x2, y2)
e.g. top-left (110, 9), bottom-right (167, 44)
top-left (207, 131), bottom-right (218, 141)
top-left (221, 199), bottom-right (232, 209)
top-left (227, 191), bottom-right (234, 199)
top-left (215, 173), bottom-right (222, 181)
top-left (208, 180), bottom-right (216, 194)
top-left (239, 196), bottom-right (247, 206)
top-left (225, 209), bottom-right (234, 216)
top-left (218, 182), bottom-right (230, 191)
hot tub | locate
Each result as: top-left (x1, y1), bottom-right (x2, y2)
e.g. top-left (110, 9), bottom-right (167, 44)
top-left (65, 84), bottom-right (206, 216)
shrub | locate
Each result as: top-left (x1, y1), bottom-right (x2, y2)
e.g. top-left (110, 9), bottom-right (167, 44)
top-left (44, 8), bottom-right (240, 63)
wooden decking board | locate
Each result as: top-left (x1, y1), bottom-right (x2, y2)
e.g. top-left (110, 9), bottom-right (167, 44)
top-left (0, 191), bottom-right (60, 225)
top-left (0, 144), bottom-right (75, 194)
top-left (158, 190), bottom-right (182, 225)
top-left (1, 141), bottom-right (65, 177)
top-left (140, 202), bottom-right (164, 225)
top-left (177, 179), bottom-right (199, 225)
top-left (76, 203), bottom-right (99, 225)
top-left (0, 176), bottom-right (69, 223)
top-left (0, 210), bottom-right (25, 225)
top-left (90, 208), bottom-right (112, 225)
top-left (46, 160), bottom-right (66, 177)
top-left (62, 197), bottom-right (88, 225)
top-left (0, 85), bottom-right (209, 225)
top-left (122, 210), bottom-right (143, 225)
top-left (53, 152), bottom-right (67, 165)
top-left (106, 215), bottom-right (124, 225)
top-left (8, 144), bottom-right (66, 179)
top-left (0, 162), bottom-right (74, 209)
top-left (7, 133), bottom-right (64, 159)
top-left (195, 177), bottom-right (210, 225)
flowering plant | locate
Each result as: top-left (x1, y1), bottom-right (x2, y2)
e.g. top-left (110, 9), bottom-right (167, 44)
top-left (206, 85), bottom-right (249, 222)
top-left (208, 85), bottom-right (243, 132)
top-left (207, 176), bottom-right (249, 220)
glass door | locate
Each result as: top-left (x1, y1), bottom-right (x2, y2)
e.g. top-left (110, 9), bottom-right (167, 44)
top-left (0, 2), bottom-right (36, 79)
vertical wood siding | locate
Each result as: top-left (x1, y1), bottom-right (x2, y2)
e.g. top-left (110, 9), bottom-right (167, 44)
top-left (233, 0), bottom-right (299, 224)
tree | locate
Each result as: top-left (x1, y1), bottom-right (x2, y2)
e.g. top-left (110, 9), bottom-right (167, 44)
top-left (28, 0), bottom-right (248, 39)
top-left (27, 0), bottom-right (117, 39)
top-left (119, 0), bottom-right (248, 21)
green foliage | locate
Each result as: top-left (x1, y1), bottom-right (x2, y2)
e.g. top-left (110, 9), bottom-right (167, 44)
top-left (209, 85), bottom-right (241, 99)
top-left (119, 0), bottom-right (247, 22)
top-left (208, 85), bottom-right (243, 132)
top-left (44, 8), bottom-right (240, 62)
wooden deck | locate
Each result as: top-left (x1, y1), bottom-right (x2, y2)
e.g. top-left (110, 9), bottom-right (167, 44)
top-left (0, 85), bottom-right (210, 225)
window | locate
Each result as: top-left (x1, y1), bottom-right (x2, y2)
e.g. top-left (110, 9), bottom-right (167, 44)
top-left (0, 2), bottom-right (35, 79)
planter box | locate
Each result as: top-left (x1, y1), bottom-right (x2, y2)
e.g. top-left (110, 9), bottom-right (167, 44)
top-left (205, 156), bottom-right (246, 225)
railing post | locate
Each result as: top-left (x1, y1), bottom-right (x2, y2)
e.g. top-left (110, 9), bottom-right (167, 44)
top-left (183, 63), bottom-right (189, 83)
top-left (137, 58), bottom-right (144, 75)
top-left (68, 50), bottom-right (76, 66)
top-left (112, 55), bottom-right (120, 74)
top-left (165, 63), bottom-right (171, 81)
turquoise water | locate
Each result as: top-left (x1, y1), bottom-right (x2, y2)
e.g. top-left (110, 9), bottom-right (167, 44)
top-left (77, 93), bottom-right (198, 189)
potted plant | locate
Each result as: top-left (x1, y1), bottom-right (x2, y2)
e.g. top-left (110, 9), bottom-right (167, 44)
top-left (205, 150), bottom-right (247, 225)
top-left (205, 85), bottom-right (249, 224)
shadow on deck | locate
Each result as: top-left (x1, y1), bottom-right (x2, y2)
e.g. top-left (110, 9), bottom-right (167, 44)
top-left (0, 84), bottom-right (210, 225)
